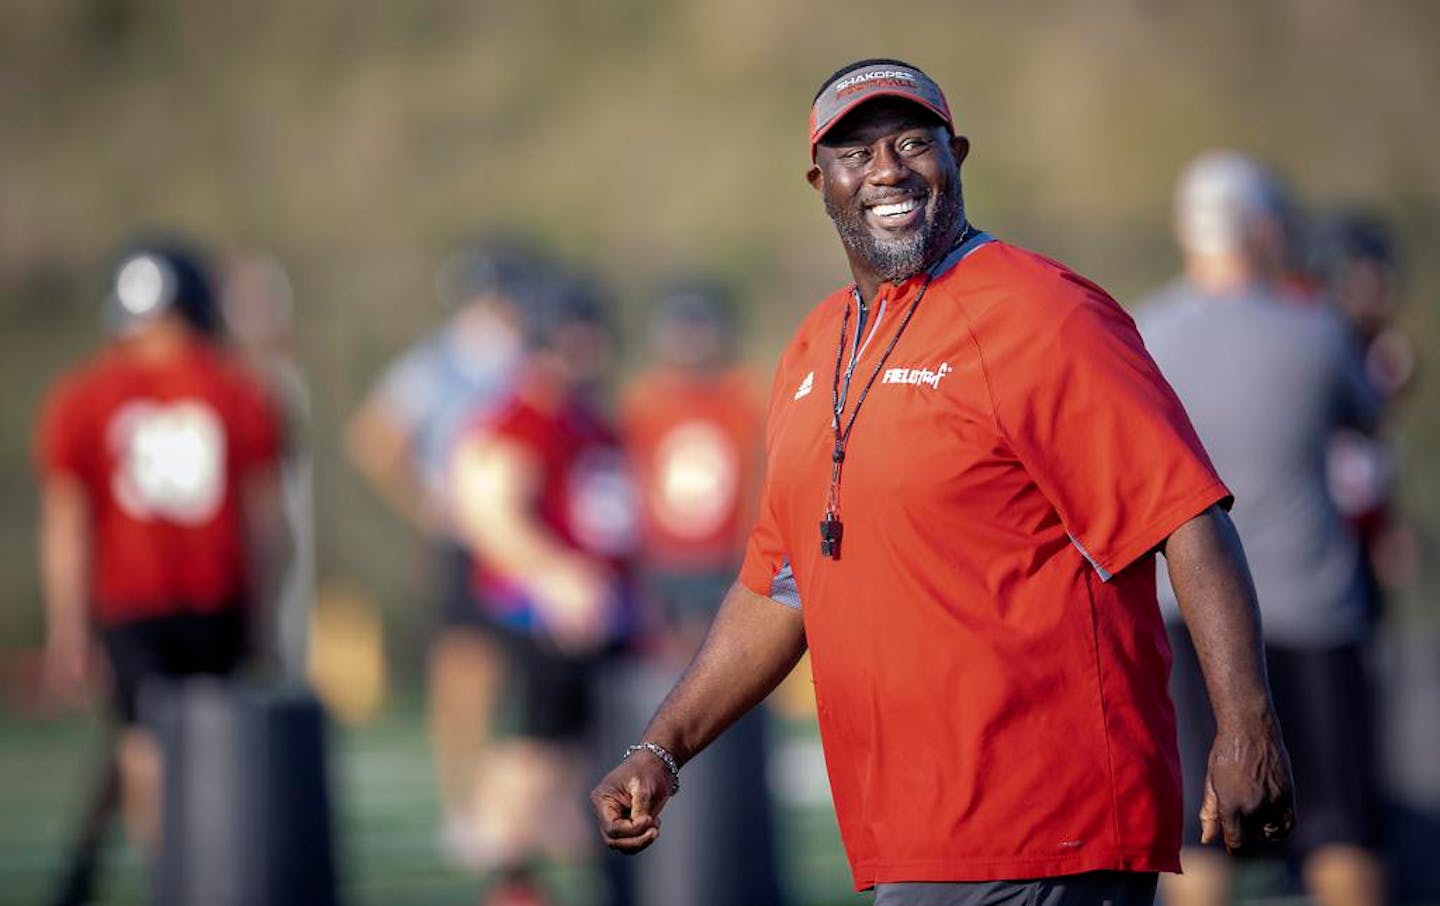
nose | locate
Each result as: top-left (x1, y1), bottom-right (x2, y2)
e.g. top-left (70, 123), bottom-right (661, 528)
top-left (867, 141), bottom-right (908, 186)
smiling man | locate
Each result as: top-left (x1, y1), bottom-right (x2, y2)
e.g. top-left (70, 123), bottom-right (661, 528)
top-left (591, 59), bottom-right (1296, 906)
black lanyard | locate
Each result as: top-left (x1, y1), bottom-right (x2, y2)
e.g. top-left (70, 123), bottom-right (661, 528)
top-left (820, 224), bottom-right (974, 559)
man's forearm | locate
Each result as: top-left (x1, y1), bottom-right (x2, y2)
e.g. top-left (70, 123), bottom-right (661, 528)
top-left (244, 471), bottom-right (294, 666)
top-left (40, 478), bottom-right (91, 639)
top-left (343, 404), bottom-right (435, 533)
top-left (1163, 503), bottom-right (1296, 850)
top-left (452, 438), bottom-right (583, 584)
top-left (1163, 504), bottom-right (1273, 728)
top-left (639, 582), bottom-right (807, 766)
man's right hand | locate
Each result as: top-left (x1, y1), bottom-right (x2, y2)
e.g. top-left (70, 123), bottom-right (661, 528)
top-left (588, 583), bottom-right (808, 855)
top-left (44, 621), bottom-right (92, 698)
top-left (590, 751), bottom-right (674, 854)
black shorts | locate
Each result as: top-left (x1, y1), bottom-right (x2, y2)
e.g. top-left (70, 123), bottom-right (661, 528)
top-left (1167, 624), bottom-right (1381, 855)
top-left (101, 609), bottom-right (249, 725)
top-left (434, 541), bottom-right (503, 635)
top-left (488, 621), bottom-right (611, 743)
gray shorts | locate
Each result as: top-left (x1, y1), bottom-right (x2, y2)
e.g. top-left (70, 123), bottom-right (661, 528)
top-left (873, 871), bottom-right (1157, 906)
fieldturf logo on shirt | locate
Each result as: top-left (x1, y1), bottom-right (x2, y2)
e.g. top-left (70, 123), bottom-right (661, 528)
top-left (883, 363), bottom-right (952, 390)
top-left (794, 371), bottom-right (815, 400)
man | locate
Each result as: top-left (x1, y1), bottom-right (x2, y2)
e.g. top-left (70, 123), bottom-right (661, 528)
top-left (36, 241), bottom-right (287, 905)
top-left (591, 60), bottom-right (1295, 905)
top-left (1309, 213), bottom-right (1410, 399)
top-left (1138, 154), bottom-right (1384, 906)
top-left (613, 280), bottom-right (779, 906)
top-left (220, 251), bottom-right (315, 677)
top-left (451, 273), bottom-right (637, 905)
top-left (1309, 214), bottom-right (1415, 606)
top-left (344, 240), bottom-right (541, 865)
top-left (622, 279), bottom-right (765, 650)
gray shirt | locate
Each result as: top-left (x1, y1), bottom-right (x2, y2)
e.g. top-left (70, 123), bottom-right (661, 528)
top-left (1136, 280), bottom-right (1380, 647)
top-left (374, 319), bottom-right (520, 515)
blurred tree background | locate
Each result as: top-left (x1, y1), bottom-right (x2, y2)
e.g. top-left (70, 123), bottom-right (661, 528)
top-left (2, 0), bottom-right (1438, 656)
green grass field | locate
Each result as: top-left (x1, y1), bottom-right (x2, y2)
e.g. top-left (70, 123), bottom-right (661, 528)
top-left (7, 693), bottom-right (1409, 906)
top-left (0, 697), bottom-right (855, 906)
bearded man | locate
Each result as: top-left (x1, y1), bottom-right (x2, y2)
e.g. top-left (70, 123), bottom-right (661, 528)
top-left (590, 59), bottom-right (1295, 906)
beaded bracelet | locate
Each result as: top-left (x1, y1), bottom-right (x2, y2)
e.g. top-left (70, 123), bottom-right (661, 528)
top-left (623, 742), bottom-right (681, 795)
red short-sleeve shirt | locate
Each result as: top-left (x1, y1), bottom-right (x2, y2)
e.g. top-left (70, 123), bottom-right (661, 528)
top-left (739, 237), bottom-right (1229, 888)
top-left (35, 340), bottom-right (281, 625)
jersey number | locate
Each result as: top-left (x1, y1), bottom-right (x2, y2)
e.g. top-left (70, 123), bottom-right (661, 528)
top-left (108, 400), bottom-right (227, 524)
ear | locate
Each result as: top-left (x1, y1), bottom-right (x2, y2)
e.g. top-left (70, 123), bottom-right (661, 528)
top-left (950, 134), bottom-right (971, 166)
top-left (807, 162), bottom-right (824, 193)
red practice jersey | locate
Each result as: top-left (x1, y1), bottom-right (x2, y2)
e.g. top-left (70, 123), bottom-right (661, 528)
top-left (466, 390), bottom-right (640, 639)
top-left (621, 366), bottom-right (764, 572)
top-left (36, 338), bottom-right (281, 625)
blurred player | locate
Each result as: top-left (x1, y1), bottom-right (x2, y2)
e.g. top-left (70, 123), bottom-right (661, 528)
top-left (622, 279), bottom-right (764, 649)
top-left (1138, 153), bottom-right (1386, 906)
top-left (344, 240), bottom-right (541, 864)
top-left (610, 279), bottom-right (781, 905)
top-left (1310, 214), bottom-right (1419, 614)
top-left (1310, 215), bottom-right (1412, 394)
top-left (449, 273), bottom-right (637, 905)
top-left (35, 240), bottom-right (288, 906)
top-left (220, 252), bottom-right (315, 676)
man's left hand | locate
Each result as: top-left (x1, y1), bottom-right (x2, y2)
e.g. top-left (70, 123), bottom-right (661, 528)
top-left (1199, 715), bottom-right (1296, 853)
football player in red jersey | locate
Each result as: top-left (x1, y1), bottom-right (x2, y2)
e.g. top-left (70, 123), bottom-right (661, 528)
top-left (35, 241), bottom-right (288, 905)
top-left (343, 242), bottom-right (545, 867)
top-left (450, 272), bottom-right (636, 905)
top-left (622, 280), bottom-right (764, 651)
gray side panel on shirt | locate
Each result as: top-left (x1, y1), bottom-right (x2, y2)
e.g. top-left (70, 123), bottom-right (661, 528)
top-left (769, 561), bottom-right (801, 609)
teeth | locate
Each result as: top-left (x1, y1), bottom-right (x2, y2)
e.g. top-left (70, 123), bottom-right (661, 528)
top-left (871, 198), bottom-right (921, 217)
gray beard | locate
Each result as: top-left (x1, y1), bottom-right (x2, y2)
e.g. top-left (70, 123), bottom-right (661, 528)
top-left (826, 179), bottom-right (965, 284)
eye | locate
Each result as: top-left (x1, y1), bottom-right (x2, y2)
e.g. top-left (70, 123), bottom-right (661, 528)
top-left (839, 147), bottom-right (871, 164)
top-left (898, 135), bottom-right (931, 154)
